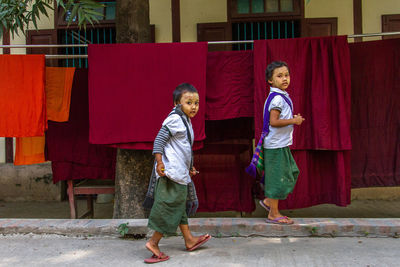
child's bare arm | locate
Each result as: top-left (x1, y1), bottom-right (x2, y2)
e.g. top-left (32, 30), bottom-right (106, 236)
top-left (270, 109), bottom-right (305, 127)
top-left (154, 153), bottom-right (165, 176)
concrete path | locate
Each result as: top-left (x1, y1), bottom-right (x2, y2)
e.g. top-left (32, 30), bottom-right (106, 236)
top-left (0, 234), bottom-right (399, 267)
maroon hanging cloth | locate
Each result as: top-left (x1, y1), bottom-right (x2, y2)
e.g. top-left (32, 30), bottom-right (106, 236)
top-left (279, 151), bottom-right (351, 209)
top-left (193, 51), bottom-right (254, 212)
top-left (46, 69), bottom-right (116, 183)
top-left (253, 37), bottom-right (352, 208)
top-left (194, 118), bottom-right (255, 213)
top-left (88, 42), bottom-right (207, 148)
top-left (350, 39), bottom-right (400, 188)
top-left (253, 37), bottom-right (352, 150)
top-left (206, 51), bottom-right (254, 120)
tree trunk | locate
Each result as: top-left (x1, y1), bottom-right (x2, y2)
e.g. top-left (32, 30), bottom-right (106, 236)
top-left (113, 0), bottom-right (152, 219)
top-left (116, 0), bottom-right (151, 43)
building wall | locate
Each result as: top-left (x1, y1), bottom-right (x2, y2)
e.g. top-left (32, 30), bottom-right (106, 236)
top-left (0, 138), bottom-right (5, 163)
top-left (150, 0), bottom-right (172, 42)
top-left (363, 0), bottom-right (400, 40)
top-left (0, 163), bottom-right (58, 201)
top-left (304, 0), bottom-right (354, 36)
top-left (180, 0), bottom-right (227, 42)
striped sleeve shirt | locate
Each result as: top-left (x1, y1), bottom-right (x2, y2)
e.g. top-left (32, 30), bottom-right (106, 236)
top-left (152, 126), bottom-right (170, 155)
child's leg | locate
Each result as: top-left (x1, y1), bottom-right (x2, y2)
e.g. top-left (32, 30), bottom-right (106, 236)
top-left (145, 231), bottom-right (166, 257)
top-left (179, 224), bottom-right (211, 250)
top-left (263, 198), bottom-right (293, 224)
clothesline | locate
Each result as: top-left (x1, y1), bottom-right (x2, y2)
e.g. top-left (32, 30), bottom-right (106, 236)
top-left (1, 31), bottom-right (399, 59)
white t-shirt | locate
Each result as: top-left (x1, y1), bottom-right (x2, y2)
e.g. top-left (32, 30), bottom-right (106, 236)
top-left (155, 113), bottom-right (194, 185)
top-left (263, 87), bottom-right (294, 149)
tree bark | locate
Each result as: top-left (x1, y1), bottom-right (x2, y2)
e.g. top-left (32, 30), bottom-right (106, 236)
top-left (113, 149), bottom-right (153, 218)
top-left (113, 0), bottom-right (152, 219)
top-left (116, 0), bottom-right (151, 43)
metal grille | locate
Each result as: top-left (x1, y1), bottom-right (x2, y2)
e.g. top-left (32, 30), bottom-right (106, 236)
top-left (58, 27), bottom-right (116, 68)
top-left (232, 20), bottom-right (300, 50)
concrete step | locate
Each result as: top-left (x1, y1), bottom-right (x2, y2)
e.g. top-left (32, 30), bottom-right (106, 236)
top-left (0, 218), bottom-right (399, 238)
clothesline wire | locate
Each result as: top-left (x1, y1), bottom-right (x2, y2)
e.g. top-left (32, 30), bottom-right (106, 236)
top-left (1, 31), bottom-right (399, 59)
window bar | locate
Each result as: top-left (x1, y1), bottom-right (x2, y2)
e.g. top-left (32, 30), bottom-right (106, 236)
top-left (284, 21), bottom-right (288, 38)
top-left (257, 22), bottom-right (261, 40)
top-left (244, 23), bottom-right (247, 50)
top-left (103, 28), bottom-right (106, 44)
top-left (278, 21), bottom-right (281, 39)
top-left (65, 30), bottom-right (69, 67)
top-left (71, 30), bottom-right (75, 67)
top-left (264, 21), bottom-right (267, 40)
top-left (291, 20), bottom-right (295, 38)
top-left (91, 28), bottom-right (94, 44)
top-left (237, 24), bottom-right (241, 50)
top-left (85, 30), bottom-right (88, 68)
top-left (78, 30), bottom-right (82, 68)
top-left (109, 28), bottom-right (113, 43)
top-left (97, 28), bottom-right (100, 43)
top-left (250, 22), bottom-right (254, 49)
top-left (271, 21), bottom-right (274, 39)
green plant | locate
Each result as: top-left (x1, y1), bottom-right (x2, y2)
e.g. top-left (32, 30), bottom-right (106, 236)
top-left (308, 226), bottom-right (318, 235)
top-left (232, 231), bottom-right (240, 237)
top-left (0, 0), bottom-right (103, 37)
top-left (117, 223), bottom-right (129, 237)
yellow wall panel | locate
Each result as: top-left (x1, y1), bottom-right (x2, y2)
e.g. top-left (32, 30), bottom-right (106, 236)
top-left (305, 0), bottom-right (353, 36)
top-left (363, 0), bottom-right (400, 39)
top-left (150, 0), bottom-right (172, 43)
top-left (181, 0), bottom-right (227, 42)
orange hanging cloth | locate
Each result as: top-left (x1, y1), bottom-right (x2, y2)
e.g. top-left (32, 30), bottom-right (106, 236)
top-left (14, 136), bottom-right (46, 165)
top-left (45, 67), bottom-right (75, 122)
top-left (0, 55), bottom-right (46, 137)
top-left (14, 67), bottom-right (75, 165)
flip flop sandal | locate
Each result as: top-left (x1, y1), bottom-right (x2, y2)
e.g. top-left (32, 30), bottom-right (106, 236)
top-left (144, 252), bottom-right (170, 264)
top-left (259, 200), bottom-right (271, 212)
top-left (265, 216), bottom-right (294, 225)
top-left (187, 234), bottom-right (211, 251)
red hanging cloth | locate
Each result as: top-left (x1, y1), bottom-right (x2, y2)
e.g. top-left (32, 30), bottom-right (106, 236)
top-left (0, 55), bottom-right (47, 137)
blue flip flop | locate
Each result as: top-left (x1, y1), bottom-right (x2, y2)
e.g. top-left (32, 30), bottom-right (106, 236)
top-left (265, 216), bottom-right (294, 225)
top-left (259, 200), bottom-right (271, 212)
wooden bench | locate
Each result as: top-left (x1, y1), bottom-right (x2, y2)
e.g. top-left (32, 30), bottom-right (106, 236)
top-left (67, 179), bottom-right (115, 219)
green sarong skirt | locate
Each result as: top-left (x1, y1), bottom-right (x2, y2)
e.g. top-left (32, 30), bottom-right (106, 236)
top-left (264, 146), bottom-right (299, 200)
top-left (147, 176), bottom-right (188, 235)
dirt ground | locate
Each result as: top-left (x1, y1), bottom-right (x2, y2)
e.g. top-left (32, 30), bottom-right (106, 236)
top-left (0, 198), bottom-right (399, 219)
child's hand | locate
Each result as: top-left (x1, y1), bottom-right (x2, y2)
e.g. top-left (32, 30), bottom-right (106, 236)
top-left (190, 166), bottom-right (199, 177)
top-left (156, 161), bottom-right (166, 177)
top-left (293, 114), bottom-right (305, 125)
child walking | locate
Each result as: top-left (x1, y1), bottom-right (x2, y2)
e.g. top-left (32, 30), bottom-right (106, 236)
top-left (144, 83), bottom-right (211, 263)
top-left (247, 61), bottom-right (304, 225)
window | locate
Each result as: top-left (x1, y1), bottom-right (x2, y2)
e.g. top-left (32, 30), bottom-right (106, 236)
top-left (230, 0), bottom-right (302, 20)
top-left (228, 0), bottom-right (303, 50)
top-left (58, 27), bottom-right (116, 68)
top-left (232, 20), bottom-right (300, 50)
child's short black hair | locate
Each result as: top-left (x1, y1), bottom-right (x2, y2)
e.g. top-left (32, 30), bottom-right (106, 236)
top-left (265, 61), bottom-right (290, 82)
top-left (173, 83), bottom-right (198, 104)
